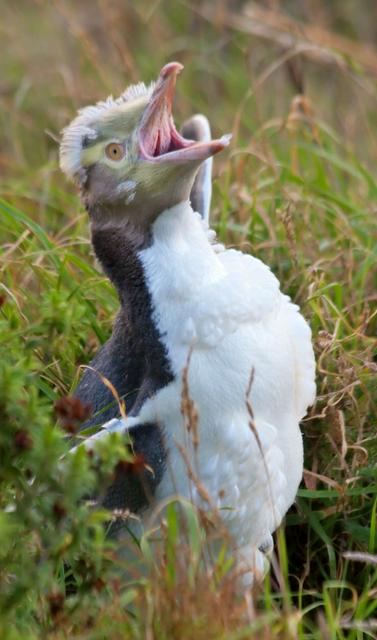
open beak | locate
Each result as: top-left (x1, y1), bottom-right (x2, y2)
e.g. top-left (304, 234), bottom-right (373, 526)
top-left (139, 62), bottom-right (230, 164)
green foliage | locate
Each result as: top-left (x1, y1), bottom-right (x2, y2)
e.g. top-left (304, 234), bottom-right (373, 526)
top-left (1, 1), bottom-right (377, 637)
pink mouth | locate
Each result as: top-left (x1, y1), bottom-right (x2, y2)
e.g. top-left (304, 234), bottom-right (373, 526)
top-left (139, 62), bottom-right (230, 163)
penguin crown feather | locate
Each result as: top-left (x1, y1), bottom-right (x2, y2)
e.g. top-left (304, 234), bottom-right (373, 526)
top-left (59, 81), bottom-right (155, 181)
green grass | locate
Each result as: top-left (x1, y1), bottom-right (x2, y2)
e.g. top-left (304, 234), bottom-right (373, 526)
top-left (1, 1), bottom-right (377, 638)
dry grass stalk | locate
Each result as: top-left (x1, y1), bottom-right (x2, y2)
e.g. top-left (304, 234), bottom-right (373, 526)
top-left (79, 364), bottom-right (127, 420)
top-left (277, 202), bottom-right (297, 265)
top-left (245, 369), bottom-right (279, 529)
top-left (180, 346), bottom-right (200, 450)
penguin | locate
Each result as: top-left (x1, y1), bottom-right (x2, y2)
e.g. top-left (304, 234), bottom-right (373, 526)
top-left (60, 62), bottom-right (316, 582)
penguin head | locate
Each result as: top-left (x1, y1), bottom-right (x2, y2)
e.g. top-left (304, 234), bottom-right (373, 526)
top-left (60, 62), bottom-right (229, 231)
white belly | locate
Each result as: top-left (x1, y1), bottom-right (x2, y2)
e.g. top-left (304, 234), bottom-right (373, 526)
top-left (138, 314), bottom-right (304, 551)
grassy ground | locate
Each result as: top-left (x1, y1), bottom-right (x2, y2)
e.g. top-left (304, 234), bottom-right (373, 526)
top-left (1, 1), bottom-right (376, 638)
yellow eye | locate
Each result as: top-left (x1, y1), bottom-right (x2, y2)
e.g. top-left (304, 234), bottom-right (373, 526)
top-left (105, 142), bottom-right (125, 161)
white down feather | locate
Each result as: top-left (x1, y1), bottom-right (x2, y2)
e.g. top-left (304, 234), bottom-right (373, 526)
top-left (102, 200), bottom-right (316, 582)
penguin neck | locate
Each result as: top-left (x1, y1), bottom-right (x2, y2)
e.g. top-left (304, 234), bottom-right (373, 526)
top-left (89, 199), bottom-right (220, 350)
top-left (90, 217), bottom-right (151, 309)
top-left (141, 201), bottom-right (225, 297)
top-left (89, 200), bottom-right (215, 308)
top-left (90, 213), bottom-right (174, 388)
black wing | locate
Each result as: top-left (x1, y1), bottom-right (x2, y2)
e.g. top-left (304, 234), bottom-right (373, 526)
top-left (74, 313), bottom-right (141, 429)
top-left (102, 420), bottom-right (165, 529)
top-left (74, 313), bottom-right (168, 517)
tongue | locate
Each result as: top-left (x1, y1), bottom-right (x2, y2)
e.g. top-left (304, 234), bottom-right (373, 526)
top-left (151, 119), bottom-right (172, 156)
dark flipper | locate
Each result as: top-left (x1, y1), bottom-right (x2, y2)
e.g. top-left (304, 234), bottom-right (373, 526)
top-left (74, 315), bottom-right (137, 429)
top-left (181, 114), bottom-right (213, 222)
top-left (73, 311), bottom-right (168, 518)
top-left (74, 311), bottom-right (160, 430)
top-left (102, 421), bottom-right (165, 525)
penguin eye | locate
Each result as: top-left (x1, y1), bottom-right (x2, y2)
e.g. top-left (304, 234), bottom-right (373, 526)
top-left (105, 142), bottom-right (125, 161)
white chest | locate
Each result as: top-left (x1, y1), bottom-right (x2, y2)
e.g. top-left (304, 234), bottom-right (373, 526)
top-left (134, 203), bottom-right (312, 551)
